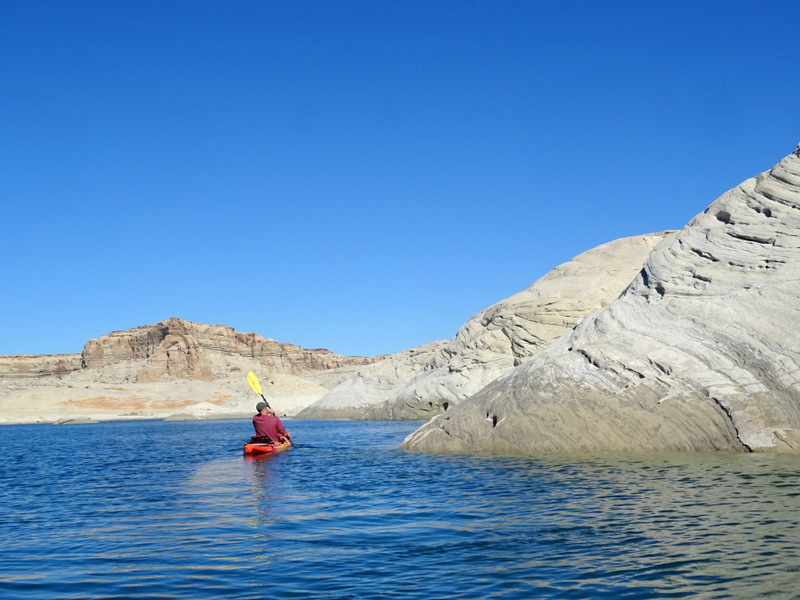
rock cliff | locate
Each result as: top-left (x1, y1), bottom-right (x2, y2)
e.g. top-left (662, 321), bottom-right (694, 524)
top-left (299, 232), bottom-right (672, 419)
top-left (80, 317), bottom-right (378, 382)
top-left (403, 144), bottom-right (800, 454)
top-left (0, 354), bottom-right (81, 379)
top-left (1, 318), bottom-right (377, 383)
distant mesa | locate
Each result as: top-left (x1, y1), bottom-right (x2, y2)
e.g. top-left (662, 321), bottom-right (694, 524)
top-left (0, 318), bottom-right (381, 424)
top-left (0, 316), bottom-right (378, 383)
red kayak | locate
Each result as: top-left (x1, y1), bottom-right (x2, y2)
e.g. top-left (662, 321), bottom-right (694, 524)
top-left (243, 439), bottom-right (292, 456)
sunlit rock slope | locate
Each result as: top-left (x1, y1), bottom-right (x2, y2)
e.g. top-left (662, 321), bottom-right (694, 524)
top-left (403, 144), bottom-right (800, 454)
top-left (299, 232), bottom-right (672, 419)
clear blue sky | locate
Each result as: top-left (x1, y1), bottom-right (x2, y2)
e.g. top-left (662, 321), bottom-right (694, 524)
top-left (2, 1), bottom-right (799, 357)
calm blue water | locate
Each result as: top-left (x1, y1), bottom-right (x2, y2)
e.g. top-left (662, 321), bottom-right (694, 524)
top-left (1, 419), bottom-right (799, 599)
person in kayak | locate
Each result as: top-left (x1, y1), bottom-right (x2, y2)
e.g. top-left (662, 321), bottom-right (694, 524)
top-left (251, 401), bottom-right (292, 445)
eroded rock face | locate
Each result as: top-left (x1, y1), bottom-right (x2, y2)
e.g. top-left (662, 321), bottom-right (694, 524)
top-left (403, 145), bottom-right (800, 454)
top-left (378, 232), bottom-right (673, 418)
top-left (295, 341), bottom-right (447, 419)
top-left (300, 232), bottom-right (672, 420)
top-left (2, 317), bottom-right (378, 383)
top-left (0, 354), bottom-right (82, 378)
top-left (79, 317), bottom-right (380, 382)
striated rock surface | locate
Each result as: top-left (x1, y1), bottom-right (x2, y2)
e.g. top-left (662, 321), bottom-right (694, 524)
top-left (296, 341), bottom-right (447, 419)
top-left (300, 232), bottom-right (672, 420)
top-left (403, 145), bottom-right (800, 454)
top-left (378, 232), bottom-right (673, 418)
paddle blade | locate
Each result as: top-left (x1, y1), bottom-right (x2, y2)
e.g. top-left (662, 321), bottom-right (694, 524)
top-left (247, 371), bottom-right (263, 395)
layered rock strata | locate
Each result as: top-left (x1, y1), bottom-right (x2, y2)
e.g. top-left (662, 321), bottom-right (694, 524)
top-left (1, 317), bottom-right (379, 383)
top-left (403, 144), bottom-right (800, 454)
top-left (82, 317), bottom-right (378, 382)
top-left (299, 232), bottom-right (672, 419)
top-left (0, 354), bottom-right (81, 379)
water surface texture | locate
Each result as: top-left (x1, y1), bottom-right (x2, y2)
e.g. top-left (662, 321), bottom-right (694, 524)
top-left (1, 419), bottom-right (798, 599)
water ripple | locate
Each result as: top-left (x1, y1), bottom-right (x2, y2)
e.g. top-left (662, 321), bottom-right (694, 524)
top-left (2, 420), bottom-right (800, 598)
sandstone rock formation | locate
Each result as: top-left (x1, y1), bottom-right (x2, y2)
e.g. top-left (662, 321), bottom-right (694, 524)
top-left (296, 341), bottom-right (448, 419)
top-left (0, 318), bottom-right (380, 423)
top-left (403, 144), bottom-right (800, 454)
top-left (0, 354), bottom-right (81, 378)
top-left (80, 317), bottom-right (378, 382)
top-left (299, 232), bottom-right (672, 420)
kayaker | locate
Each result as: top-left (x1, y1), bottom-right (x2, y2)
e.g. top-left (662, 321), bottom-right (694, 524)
top-left (251, 401), bottom-right (292, 445)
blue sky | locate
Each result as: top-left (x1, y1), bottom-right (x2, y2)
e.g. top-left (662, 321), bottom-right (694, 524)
top-left (2, 1), bottom-right (799, 358)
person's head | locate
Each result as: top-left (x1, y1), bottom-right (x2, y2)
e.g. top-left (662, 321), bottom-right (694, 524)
top-left (256, 401), bottom-right (274, 415)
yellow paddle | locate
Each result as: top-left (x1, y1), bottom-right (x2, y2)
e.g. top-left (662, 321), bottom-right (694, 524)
top-left (247, 371), bottom-right (271, 409)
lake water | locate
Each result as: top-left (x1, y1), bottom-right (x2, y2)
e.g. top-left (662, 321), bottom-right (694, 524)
top-left (1, 418), bottom-right (799, 599)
